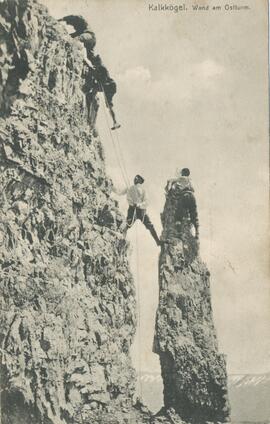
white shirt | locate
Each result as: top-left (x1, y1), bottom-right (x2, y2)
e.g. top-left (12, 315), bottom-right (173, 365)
top-left (166, 176), bottom-right (194, 193)
top-left (113, 184), bottom-right (148, 209)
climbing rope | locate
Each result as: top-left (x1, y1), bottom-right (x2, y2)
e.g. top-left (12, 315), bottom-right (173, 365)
top-left (135, 220), bottom-right (143, 399)
top-left (82, 58), bottom-right (130, 188)
top-left (98, 82), bottom-right (130, 188)
top-left (99, 95), bottom-right (129, 188)
top-left (114, 128), bottom-right (130, 188)
top-left (99, 90), bottom-right (145, 398)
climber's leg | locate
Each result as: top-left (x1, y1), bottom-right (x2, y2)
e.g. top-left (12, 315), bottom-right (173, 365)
top-left (126, 206), bottom-right (136, 229)
top-left (104, 83), bottom-right (120, 130)
top-left (182, 192), bottom-right (199, 239)
top-left (90, 96), bottom-right (99, 129)
top-left (188, 195), bottom-right (199, 239)
top-left (139, 209), bottom-right (160, 246)
top-left (86, 91), bottom-right (93, 122)
top-left (110, 107), bottom-right (120, 130)
top-left (85, 91), bottom-right (99, 136)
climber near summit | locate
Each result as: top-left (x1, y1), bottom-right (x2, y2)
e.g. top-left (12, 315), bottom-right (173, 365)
top-left (58, 15), bottom-right (96, 57)
top-left (166, 168), bottom-right (199, 240)
top-left (59, 15), bottom-right (120, 131)
top-left (113, 175), bottom-right (161, 246)
top-left (91, 54), bottom-right (121, 130)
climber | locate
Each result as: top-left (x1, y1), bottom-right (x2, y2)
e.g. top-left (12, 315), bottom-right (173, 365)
top-left (167, 168), bottom-right (199, 239)
top-left (113, 175), bottom-right (161, 246)
top-left (59, 16), bottom-right (120, 130)
top-left (165, 167), bottom-right (194, 193)
top-left (59, 15), bottom-right (99, 133)
top-left (90, 54), bottom-right (121, 130)
top-left (58, 15), bottom-right (96, 58)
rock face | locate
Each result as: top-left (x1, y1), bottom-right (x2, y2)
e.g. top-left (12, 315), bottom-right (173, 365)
top-left (0, 2), bottom-right (142, 423)
top-left (0, 2), bottom-right (231, 423)
top-left (153, 185), bottom-right (230, 423)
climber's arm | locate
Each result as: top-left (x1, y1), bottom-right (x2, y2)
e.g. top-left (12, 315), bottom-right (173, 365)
top-left (112, 186), bottom-right (127, 196)
top-left (59, 15), bottom-right (88, 34)
top-left (165, 178), bottom-right (177, 193)
top-left (83, 57), bottom-right (93, 69)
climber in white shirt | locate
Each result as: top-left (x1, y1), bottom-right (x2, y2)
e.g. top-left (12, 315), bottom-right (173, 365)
top-left (113, 175), bottom-right (161, 246)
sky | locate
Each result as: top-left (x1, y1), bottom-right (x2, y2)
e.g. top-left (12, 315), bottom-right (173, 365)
top-left (41, 0), bottom-right (269, 379)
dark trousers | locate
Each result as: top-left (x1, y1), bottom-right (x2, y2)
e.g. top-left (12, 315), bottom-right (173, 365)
top-left (126, 206), bottom-right (160, 245)
top-left (176, 191), bottom-right (199, 235)
top-left (103, 81), bottom-right (116, 107)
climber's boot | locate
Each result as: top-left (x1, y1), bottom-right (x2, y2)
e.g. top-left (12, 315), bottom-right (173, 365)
top-left (111, 122), bottom-right (121, 130)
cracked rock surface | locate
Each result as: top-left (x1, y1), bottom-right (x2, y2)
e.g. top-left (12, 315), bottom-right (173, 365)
top-left (0, 1), bottom-right (143, 423)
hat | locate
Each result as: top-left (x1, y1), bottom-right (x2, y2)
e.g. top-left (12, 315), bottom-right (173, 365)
top-left (134, 175), bottom-right (144, 184)
top-left (181, 168), bottom-right (190, 177)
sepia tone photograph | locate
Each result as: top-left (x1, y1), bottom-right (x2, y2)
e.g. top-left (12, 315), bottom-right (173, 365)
top-left (0, 0), bottom-right (269, 423)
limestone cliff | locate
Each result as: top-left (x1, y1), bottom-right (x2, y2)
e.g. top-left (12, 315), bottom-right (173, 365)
top-left (0, 2), bottom-right (143, 423)
top-left (153, 185), bottom-right (230, 423)
top-left (0, 1), bottom-right (231, 423)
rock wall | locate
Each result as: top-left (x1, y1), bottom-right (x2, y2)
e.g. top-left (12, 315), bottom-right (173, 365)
top-left (0, 2), bottom-right (232, 423)
top-left (153, 185), bottom-right (230, 423)
top-left (0, 2), bottom-right (141, 423)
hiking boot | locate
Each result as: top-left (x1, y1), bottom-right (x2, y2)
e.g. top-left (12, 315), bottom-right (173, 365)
top-left (111, 123), bottom-right (121, 130)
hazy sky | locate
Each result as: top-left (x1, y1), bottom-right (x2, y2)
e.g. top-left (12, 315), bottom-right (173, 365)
top-left (42, 0), bottom-right (269, 377)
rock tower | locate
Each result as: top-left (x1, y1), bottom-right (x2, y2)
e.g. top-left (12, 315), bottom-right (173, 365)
top-left (153, 182), bottom-right (230, 422)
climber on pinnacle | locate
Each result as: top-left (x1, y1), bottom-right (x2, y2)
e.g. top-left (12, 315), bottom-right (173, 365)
top-left (166, 168), bottom-right (199, 239)
top-left (113, 175), bottom-right (161, 246)
top-left (165, 167), bottom-right (194, 193)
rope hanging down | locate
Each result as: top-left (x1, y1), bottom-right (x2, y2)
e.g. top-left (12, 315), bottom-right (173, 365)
top-left (98, 77), bottom-right (144, 398)
top-left (82, 57), bottom-right (129, 187)
top-left (98, 82), bottom-right (130, 188)
top-left (114, 128), bottom-right (130, 188)
top-left (99, 97), bottom-right (144, 397)
top-left (135, 221), bottom-right (143, 398)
